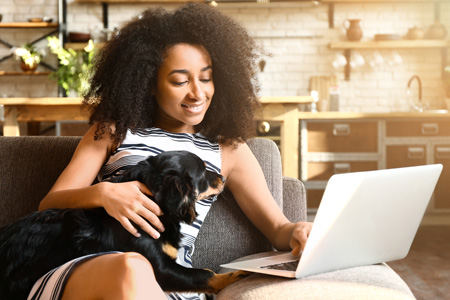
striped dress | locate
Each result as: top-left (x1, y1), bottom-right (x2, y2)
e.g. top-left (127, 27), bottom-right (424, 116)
top-left (28, 128), bottom-right (222, 300)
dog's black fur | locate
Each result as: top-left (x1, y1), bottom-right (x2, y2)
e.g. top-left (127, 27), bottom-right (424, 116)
top-left (0, 150), bottom-right (247, 300)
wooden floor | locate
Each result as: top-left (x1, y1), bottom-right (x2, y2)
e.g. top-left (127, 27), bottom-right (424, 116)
top-left (388, 225), bottom-right (450, 300)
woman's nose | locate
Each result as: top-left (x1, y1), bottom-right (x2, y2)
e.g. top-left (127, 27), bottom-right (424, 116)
top-left (188, 80), bottom-right (206, 101)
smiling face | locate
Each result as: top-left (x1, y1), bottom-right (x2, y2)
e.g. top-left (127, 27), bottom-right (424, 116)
top-left (154, 43), bottom-right (215, 133)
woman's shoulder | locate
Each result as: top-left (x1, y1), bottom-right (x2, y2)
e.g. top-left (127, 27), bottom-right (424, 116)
top-left (220, 140), bottom-right (253, 177)
top-left (79, 123), bottom-right (117, 157)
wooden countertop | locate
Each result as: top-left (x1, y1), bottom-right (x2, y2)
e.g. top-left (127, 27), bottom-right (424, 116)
top-left (298, 111), bottom-right (450, 120)
top-left (1, 98), bottom-right (449, 119)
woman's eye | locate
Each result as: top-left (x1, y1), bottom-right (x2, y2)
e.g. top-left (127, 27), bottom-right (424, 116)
top-left (201, 78), bottom-right (212, 83)
top-left (172, 81), bottom-right (188, 86)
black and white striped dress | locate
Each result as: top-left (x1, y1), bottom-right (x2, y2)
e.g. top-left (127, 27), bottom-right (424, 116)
top-left (28, 128), bottom-right (222, 300)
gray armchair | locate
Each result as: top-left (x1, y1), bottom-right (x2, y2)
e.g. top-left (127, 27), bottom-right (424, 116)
top-left (0, 136), bottom-right (415, 299)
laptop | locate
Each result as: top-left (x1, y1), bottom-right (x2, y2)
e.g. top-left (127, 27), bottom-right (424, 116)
top-left (221, 164), bottom-right (443, 278)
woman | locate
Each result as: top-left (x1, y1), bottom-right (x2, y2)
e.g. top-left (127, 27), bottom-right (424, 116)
top-left (31, 3), bottom-right (312, 300)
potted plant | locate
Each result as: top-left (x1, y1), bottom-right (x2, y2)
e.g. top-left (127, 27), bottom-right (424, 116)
top-left (13, 44), bottom-right (44, 71)
top-left (47, 36), bottom-right (96, 96)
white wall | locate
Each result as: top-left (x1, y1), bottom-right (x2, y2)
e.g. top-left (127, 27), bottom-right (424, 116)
top-left (1, 0), bottom-right (449, 112)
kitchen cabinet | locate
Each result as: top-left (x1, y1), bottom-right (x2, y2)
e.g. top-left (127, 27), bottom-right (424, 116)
top-left (305, 160), bottom-right (378, 208)
top-left (385, 145), bottom-right (427, 168)
top-left (306, 121), bottom-right (377, 153)
top-left (299, 114), bottom-right (450, 224)
top-left (434, 145), bottom-right (450, 209)
top-left (300, 120), bottom-right (380, 209)
top-left (384, 119), bottom-right (450, 212)
top-left (386, 120), bottom-right (450, 137)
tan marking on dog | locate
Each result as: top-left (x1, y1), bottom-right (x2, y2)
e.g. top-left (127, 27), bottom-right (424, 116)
top-left (197, 185), bottom-right (224, 201)
top-left (162, 243), bottom-right (178, 260)
top-left (207, 270), bottom-right (251, 293)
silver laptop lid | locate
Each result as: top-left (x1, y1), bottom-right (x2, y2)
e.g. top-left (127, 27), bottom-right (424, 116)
top-left (296, 164), bottom-right (442, 278)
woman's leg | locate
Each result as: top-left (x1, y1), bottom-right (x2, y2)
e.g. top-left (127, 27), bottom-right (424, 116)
top-left (61, 252), bottom-right (166, 300)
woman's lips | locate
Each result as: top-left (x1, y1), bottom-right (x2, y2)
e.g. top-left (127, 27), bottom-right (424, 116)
top-left (181, 102), bottom-right (206, 113)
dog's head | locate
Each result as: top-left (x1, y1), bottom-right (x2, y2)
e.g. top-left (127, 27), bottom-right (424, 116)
top-left (116, 151), bottom-right (225, 224)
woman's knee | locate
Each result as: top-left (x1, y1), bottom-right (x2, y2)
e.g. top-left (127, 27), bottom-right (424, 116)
top-left (112, 252), bottom-right (166, 299)
top-left (62, 252), bottom-right (161, 300)
top-left (115, 252), bottom-right (155, 280)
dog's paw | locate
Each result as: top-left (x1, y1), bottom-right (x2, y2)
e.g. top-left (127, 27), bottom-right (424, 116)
top-left (207, 270), bottom-right (252, 294)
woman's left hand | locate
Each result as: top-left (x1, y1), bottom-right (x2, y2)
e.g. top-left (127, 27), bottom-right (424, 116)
top-left (289, 221), bottom-right (313, 256)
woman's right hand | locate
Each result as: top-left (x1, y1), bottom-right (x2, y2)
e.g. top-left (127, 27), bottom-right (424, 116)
top-left (40, 124), bottom-right (164, 239)
top-left (99, 181), bottom-right (165, 239)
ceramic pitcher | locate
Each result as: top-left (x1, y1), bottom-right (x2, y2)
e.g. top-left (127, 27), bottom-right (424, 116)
top-left (344, 19), bottom-right (363, 41)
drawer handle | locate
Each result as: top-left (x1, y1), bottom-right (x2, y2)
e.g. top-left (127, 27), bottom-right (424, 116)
top-left (407, 147), bottom-right (425, 159)
top-left (421, 123), bottom-right (438, 135)
top-left (436, 147), bottom-right (450, 159)
top-left (333, 124), bottom-right (350, 136)
top-left (334, 163), bottom-right (351, 174)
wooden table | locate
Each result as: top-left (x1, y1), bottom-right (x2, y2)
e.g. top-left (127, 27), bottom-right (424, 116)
top-left (0, 96), bottom-right (315, 178)
top-left (0, 97), bottom-right (86, 136)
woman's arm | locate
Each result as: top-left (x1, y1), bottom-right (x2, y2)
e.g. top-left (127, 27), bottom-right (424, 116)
top-left (39, 124), bottom-right (114, 210)
top-left (221, 142), bottom-right (312, 255)
top-left (39, 124), bottom-right (164, 239)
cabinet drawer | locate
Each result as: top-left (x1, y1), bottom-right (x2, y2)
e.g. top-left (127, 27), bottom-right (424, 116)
top-left (306, 189), bottom-right (324, 209)
top-left (434, 145), bottom-right (450, 209)
top-left (307, 121), bottom-right (377, 153)
top-left (386, 121), bottom-right (450, 137)
top-left (385, 145), bottom-right (427, 169)
top-left (307, 161), bottom-right (378, 180)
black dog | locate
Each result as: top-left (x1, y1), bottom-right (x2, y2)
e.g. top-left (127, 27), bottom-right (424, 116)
top-left (0, 150), bottom-right (247, 300)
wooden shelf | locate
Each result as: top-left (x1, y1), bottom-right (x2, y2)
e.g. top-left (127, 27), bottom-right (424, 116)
top-left (0, 22), bottom-right (58, 28)
top-left (64, 42), bottom-right (105, 50)
top-left (0, 71), bottom-right (52, 76)
top-left (329, 39), bottom-right (450, 81)
top-left (330, 40), bottom-right (450, 50)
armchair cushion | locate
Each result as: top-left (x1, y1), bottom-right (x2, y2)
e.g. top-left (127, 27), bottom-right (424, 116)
top-left (0, 136), bottom-right (80, 227)
top-left (217, 252), bottom-right (416, 300)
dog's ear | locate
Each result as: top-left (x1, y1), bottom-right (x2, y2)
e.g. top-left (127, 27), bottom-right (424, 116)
top-left (110, 158), bottom-right (159, 191)
top-left (161, 173), bottom-right (197, 224)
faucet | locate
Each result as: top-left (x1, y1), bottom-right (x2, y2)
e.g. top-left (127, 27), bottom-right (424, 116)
top-left (407, 75), bottom-right (422, 111)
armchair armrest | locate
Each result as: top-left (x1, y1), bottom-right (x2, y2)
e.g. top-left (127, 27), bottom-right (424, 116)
top-left (283, 176), bottom-right (307, 223)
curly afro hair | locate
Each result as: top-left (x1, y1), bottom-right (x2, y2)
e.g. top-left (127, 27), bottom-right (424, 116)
top-left (83, 2), bottom-right (262, 145)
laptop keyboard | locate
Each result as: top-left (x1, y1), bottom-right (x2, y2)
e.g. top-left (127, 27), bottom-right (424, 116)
top-left (260, 260), bottom-right (299, 271)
